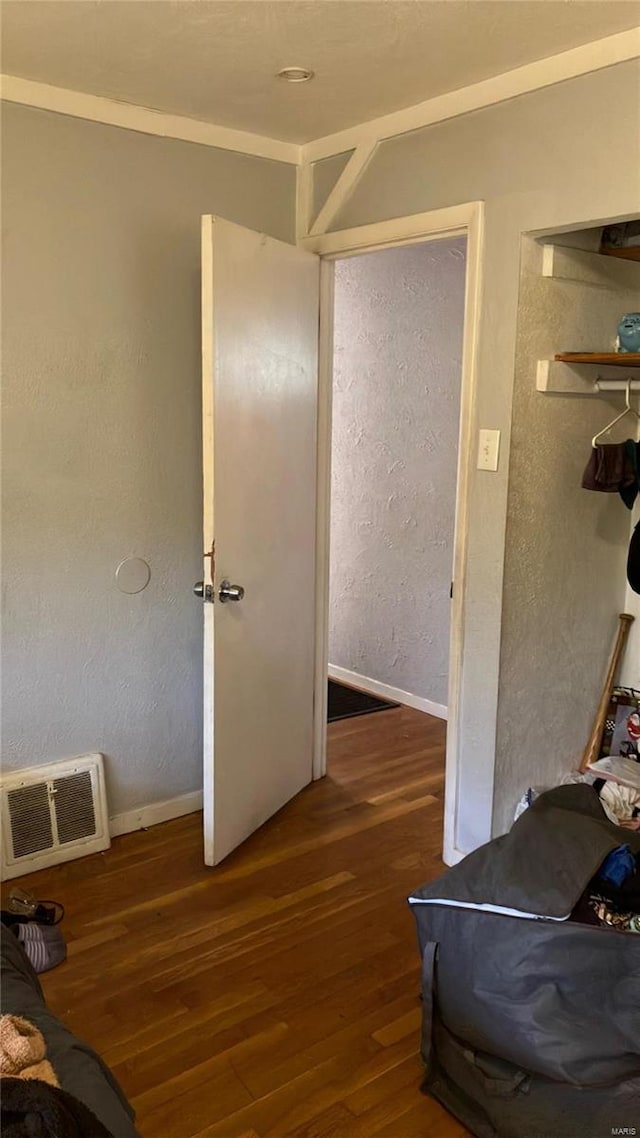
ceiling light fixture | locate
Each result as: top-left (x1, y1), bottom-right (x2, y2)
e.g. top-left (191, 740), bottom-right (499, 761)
top-left (277, 67), bottom-right (314, 83)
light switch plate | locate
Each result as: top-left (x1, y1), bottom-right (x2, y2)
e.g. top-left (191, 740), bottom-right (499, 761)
top-left (477, 429), bottom-right (500, 471)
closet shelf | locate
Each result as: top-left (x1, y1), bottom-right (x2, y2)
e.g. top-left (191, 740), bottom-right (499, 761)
top-left (537, 356), bottom-right (640, 395)
top-left (600, 247), bottom-right (640, 262)
top-left (554, 352), bottom-right (640, 367)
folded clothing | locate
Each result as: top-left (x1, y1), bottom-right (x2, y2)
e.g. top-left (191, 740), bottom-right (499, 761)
top-left (570, 841), bottom-right (640, 930)
top-left (596, 779), bottom-right (640, 828)
top-left (588, 753), bottom-right (640, 789)
top-left (0, 1015), bottom-right (58, 1087)
top-left (15, 923), bottom-right (66, 975)
top-left (598, 844), bottom-right (636, 886)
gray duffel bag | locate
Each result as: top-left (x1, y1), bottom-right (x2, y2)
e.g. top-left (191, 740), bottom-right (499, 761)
top-left (409, 784), bottom-right (640, 1138)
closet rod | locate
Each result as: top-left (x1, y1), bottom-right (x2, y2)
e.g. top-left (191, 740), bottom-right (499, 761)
top-left (595, 377), bottom-right (640, 393)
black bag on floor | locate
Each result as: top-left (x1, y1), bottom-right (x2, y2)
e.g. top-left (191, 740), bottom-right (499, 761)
top-left (409, 785), bottom-right (640, 1138)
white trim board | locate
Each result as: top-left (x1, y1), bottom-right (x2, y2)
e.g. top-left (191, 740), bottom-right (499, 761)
top-left (0, 74), bottom-right (300, 165)
top-left (328, 665), bottom-right (448, 721)
top-left (109, 789), bottom-right (203, 838)
top-left (2, 28), bottom-right (638, 176)
top-left (309, 141), bottom-right (378, 237)
top-left (312, 261), bottom-right (336, 782)
top-left (302, 28), bottom-right (640, 163)
top-left (302, 201), bottom-right (476, 257)
top-left (296, 161), bottom-right (314, 244)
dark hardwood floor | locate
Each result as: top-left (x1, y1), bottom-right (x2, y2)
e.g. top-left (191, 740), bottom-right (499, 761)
top-left (6, 707), bottom-right (468, 1137)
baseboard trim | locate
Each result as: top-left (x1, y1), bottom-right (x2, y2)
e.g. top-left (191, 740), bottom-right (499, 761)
top-left (442, 844), bottom-right (467, 867)
top-left (328, 664), bottom-right (448, 721)
top-left (109, 789), bottom-right (203, 838)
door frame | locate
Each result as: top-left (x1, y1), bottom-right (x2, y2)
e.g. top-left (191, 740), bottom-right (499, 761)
top-left (303, 201), bottom-right (484, 866)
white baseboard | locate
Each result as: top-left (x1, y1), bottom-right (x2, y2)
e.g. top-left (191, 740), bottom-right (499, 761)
top-left (328, 664), bottom-right (448, 721)
top-left (442, 843), bottom-right (467, 867)
top-left (109, 789), bottom-right (203, 838)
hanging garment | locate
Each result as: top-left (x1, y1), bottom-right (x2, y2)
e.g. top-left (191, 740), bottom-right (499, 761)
top-left (628, 517), bottom-right (640, 594)
top-left (582, 440), bottom-right (640, 508)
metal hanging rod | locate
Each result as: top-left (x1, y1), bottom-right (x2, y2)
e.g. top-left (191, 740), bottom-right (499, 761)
top-left (595, 376), bottom-right (640, 392)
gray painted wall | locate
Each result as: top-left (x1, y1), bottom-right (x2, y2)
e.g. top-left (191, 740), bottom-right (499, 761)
top-left (1, 103), bottom-right (295, 818)
top-left (312, 151), bottom-right (352, 224)
top-left (321, 59), bottom-right (640, 849)
top-left (329, 239), bottom-right (466, 707)
top-left (3, 59), bottom-right (638, 853)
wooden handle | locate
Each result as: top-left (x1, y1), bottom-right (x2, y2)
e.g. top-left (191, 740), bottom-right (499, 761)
top-left (579, 613), bottom-right (635, 772)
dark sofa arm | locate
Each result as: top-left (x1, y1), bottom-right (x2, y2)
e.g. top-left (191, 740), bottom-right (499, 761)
top-left (1, 924), bottom-right (139, 1138)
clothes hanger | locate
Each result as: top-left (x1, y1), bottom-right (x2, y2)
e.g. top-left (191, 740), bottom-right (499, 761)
top-left (592, 379), bottom-right (640, 448)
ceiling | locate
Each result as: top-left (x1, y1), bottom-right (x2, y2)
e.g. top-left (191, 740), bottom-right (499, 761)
top-left (1, 1), bottom-right (638, 144)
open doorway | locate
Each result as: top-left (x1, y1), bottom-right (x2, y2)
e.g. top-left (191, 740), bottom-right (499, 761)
top-left (324, 237), bottom-right (468, 839)
top-left (197, 206), bottom-right (482, 869)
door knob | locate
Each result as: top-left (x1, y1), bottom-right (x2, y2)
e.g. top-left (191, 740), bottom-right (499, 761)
top-left (218, 580), bottom-right (245, 603)
top-left (193, 581), bottom-right (214, 601)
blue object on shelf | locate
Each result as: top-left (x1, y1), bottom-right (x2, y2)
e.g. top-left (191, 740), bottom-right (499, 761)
top-left (617, 313), bottom-right (640, 353)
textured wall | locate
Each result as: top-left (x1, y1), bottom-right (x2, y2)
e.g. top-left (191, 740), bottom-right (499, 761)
top-left (1, 103), bottom-right (295, 817)
top-left (329, 239), bottom-right (466, 706)
top-left (324, 59), bottom-right (640, 850)
top-left (494, 236), bottom-right (635, 834)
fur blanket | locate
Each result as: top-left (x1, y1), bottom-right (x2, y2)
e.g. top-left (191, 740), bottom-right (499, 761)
top-left (0, 1015), bottom-right (58, 1086)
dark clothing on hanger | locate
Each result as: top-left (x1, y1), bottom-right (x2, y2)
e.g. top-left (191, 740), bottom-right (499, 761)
top-left (582, 439), bottom-right (640, 508)
top-left (628, 517), bottom-right (640, 594)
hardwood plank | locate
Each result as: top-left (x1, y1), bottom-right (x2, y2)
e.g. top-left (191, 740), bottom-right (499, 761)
top-left (5, 706), bottom-right (468, 1137)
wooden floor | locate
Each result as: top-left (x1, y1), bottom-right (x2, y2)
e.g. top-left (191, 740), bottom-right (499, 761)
top-left (8, 707), bottom-right (468, 1138)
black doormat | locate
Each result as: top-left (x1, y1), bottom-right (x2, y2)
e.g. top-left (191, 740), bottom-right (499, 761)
top-left (327, 679), bottom-right (399, 723)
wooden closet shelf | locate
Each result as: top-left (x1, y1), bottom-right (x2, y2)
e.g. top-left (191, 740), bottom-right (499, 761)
top-left (600, 247), bottom-right (640, 262)
top-left (554, 352), bottom-right (640, 367)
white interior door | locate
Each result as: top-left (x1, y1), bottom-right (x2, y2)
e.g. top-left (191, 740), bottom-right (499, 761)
top-left (200, 216), bottom-right (319, 865)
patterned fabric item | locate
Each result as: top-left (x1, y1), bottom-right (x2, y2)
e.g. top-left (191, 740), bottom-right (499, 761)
top-left (600, 687), bottom-right (640, 759)
top-left (15, 923), bottom-right (66, 975)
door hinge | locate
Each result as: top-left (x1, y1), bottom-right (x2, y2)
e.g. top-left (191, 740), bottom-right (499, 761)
top-left (203, 540), bottom-right (215, 584)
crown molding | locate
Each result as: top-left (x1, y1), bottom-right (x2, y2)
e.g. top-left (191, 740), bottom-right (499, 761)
top-left (302, 27), bottom-right (640, 163)
top-left (0, 74), bottom-right (301, 165)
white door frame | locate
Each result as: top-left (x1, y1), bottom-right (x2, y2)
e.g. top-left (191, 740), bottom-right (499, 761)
top-left (304, 201), bottom-right (484, 866)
